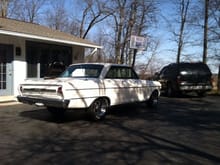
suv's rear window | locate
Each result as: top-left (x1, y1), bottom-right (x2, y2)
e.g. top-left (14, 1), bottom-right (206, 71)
top-left (178, 63), bottom-right (211, 82)
top-left (179, 63), bottom-right (211, 75)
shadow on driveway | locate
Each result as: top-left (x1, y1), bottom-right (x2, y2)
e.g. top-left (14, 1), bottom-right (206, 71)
top-left (17, 96), bottom-right (220, 164)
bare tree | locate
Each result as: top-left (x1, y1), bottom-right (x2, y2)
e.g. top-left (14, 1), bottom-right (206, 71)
top-left (175, 0), bottom-right (190, 63)
top-left (208, 0), bottom-right (220, 61)
top-left (208, 0), bottom-right (220, 92)
top-left (0, 0), bottom-right (9, 17)
top-left (209, 0), bottom-right (220, 41)
top-left (195, 0), bottom-right (219, 80)
top-left (163, 0), bottom-right (197, 64)
top-left (218, 65), bottom-right (220, 93)
top-left (203, 0), bottom-right (209, 64)
top-left (136, 39), bottom-right (161, 78)
top-left (111, 0), bottom-right (126, 64)
top-left (7, 0), bottom-right (47, 23)
top-left (67, 19), bottom-right (81, 37)
top-left (45, 1), bottom-right (69, 31)
top-left (107, 0), bottom-right (157, 65)
top-left (73, 0), bottom-right (111, 39)
top-left (131, 0), bottom-right (157, 67)
top-left (184, 0), bottom-right (220, 63)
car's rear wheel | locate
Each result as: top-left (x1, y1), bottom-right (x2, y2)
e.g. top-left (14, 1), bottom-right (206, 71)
top-left (89, 98), bottom-right (109, 121)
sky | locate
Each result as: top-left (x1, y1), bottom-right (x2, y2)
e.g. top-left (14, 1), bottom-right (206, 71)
top-left (146, 1), bottom-right (219, 73)
top-left (48, 0), bottom-right (219, 73)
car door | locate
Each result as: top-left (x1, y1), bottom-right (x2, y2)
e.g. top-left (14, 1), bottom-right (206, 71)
top-left (103, 66), bottom-right (142, 105)
top-left (120, 66), bottom-right (144, 102)
top-left (103, 66), bottom-right (125, 105)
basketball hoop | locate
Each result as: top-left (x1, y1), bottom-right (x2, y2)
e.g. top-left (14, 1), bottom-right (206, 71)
top-left (130, 35), bottom-right (147, 50)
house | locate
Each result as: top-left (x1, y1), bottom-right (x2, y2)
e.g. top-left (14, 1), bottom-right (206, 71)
top-left (0, 17), bottom-right (101, 96)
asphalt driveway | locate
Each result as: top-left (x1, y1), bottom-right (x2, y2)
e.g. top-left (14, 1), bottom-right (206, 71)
top-left (0, 95), bottom-right (220, 165)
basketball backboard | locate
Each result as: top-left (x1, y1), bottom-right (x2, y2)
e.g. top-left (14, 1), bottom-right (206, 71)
top-left (130, 35), bottom-right (146, 50)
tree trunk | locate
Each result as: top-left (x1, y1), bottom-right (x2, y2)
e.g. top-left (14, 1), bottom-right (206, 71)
top-left (176, 0), bottom-right (189, 64)
top-left (0, 0), bottom-right (8, 18)
top-left (203, 0), bottom-right (209, 64)
top-left (218, 65), bottom-right (220, 93)
top-left (132, 49), bottom-right (137, 68)
top-left (115, 45), bottom-right (121, 64)
top-left (176, 31), bottom-right (183, 64)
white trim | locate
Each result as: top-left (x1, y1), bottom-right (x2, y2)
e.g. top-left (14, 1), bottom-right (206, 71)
top-left (0, 30), bottom-right (102, 49)
top-left (89, 48), bottom-right (98, 56)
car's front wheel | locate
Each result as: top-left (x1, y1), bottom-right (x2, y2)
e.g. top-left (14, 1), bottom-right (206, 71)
top-left (89, 98), bottom-right (109, 121)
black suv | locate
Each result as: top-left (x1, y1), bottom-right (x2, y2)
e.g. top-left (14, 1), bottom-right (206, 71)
top-left (155, 62), bottom-right (212, 97)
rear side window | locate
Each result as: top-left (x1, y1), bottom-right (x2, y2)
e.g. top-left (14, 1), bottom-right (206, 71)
top-left (160, 66), bottom-right (168, 75)
top-left (160, 65), bottom-right (177, 77)
top-left (105, 66), bottom-right (139, 79)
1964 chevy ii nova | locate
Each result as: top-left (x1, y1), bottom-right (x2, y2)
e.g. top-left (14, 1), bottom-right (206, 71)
top-left (17, 63), bottom-right (161, 120)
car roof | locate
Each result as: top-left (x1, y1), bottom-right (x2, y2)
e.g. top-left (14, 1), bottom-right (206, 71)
top-left (69, 63), bottom-right (131, 68)
top-left (162, 62), bottom-right (211, 73)
top-left (168, 62), bottom-right (207, 66)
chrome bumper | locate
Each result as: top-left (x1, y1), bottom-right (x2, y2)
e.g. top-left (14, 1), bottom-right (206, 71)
top-left (179, 85), bottom-right (212, 91)
top-left (17, 96), bottom-right (69, 108)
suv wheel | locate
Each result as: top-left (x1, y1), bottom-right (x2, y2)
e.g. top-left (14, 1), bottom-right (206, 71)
top-left (197, 91), bottom-right (206, 97)
top-left (166, 83), bottom-right (173, 97)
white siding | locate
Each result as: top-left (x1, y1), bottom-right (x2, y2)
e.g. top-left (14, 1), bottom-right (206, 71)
top-left (13, 60), bottom-right (26, 96)
top-left (0, 34), bottom-right (86, 96)
top-left (0, 35), bottom-right (26, 96)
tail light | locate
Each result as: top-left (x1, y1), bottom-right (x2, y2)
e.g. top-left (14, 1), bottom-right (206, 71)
top-left (20, 85), bottom-right (23, 92)
top-left (57, 86), bottom-right (63, 97)
top-left (177, 75), bottom-right (182, 84)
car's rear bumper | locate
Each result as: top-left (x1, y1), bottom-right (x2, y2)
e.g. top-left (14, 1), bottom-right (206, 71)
top-left (17, 95), bottom-right (69, 108)
top-left (179, 85), bottom-right (212, 91)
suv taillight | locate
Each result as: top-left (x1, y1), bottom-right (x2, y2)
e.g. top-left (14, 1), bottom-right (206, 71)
top-left (177, 75), bottom-right (182, 84)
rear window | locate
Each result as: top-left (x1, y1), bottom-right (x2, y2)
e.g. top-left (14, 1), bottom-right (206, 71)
top-left (60, 64), bottom-right (104, 78)
top-left (179, 63), bottom-right (211, 76)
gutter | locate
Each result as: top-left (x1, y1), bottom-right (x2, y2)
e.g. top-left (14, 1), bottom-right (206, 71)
top-left (0, 30), bottom-right (102, 49)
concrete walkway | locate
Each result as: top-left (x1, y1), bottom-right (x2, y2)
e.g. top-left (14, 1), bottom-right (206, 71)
top-left (0, 96), bottom-right (17, 103)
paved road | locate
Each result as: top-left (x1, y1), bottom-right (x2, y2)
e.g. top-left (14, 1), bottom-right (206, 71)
top-left (0, 95), bottom-right (220, 165)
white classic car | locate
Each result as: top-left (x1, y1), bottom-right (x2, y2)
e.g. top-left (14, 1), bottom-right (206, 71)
top-left (17, 63), bottom-right (161, 120)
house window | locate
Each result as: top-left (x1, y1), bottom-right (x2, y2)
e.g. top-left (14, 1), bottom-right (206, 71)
top-left (0, 64), bottom-right (6, 89)
top-left (27, 49), bottom-right (38, 78)
top-left (26, 41), bottom-right (72, 78)
top-left (0, 44), bottom-right (13, 90)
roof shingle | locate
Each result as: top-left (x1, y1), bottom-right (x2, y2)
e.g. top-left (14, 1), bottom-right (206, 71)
top-left (0, 17), bottom-right (101, 48)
